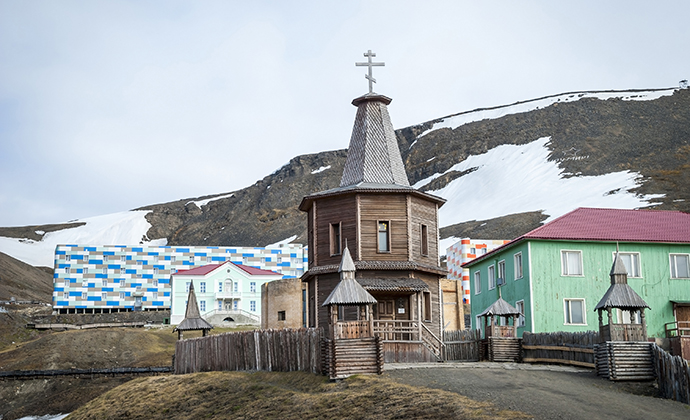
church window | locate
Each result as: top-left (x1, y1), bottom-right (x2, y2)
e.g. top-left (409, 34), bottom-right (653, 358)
top-left (421, 224), bottom-right (429, 256)
top-left (378, 221), bottom-right (390, 253)
top-left (423, 292), bottom-right (432, 321)
top-left (330, 222), bottom-right (342, 256)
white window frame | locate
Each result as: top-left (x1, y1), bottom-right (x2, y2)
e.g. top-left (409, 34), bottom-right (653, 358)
top-left (250, 300), bottom-right (256, 312)
top-left (561, 250), bottom-right (583, 276)
top-left (614, 252), bottom-right (641, 278)
top-left (101, 292), bottom-right (107, 301)
top-left (474, 271), bottom-right (481, 295)
top-left (670, 254), bottom-right (690, 279)
top-left (516, 300), bottom-right (525, 327)
top-left (200, 282), bottom-right (206, 293)
top-left (488, 265), bottom-right (496, 290)
top-left (563, 298), bottom-right (587, 325)
top-left (250, 282), bottom-right (256, 293)
top-left (200, 300), bottom-right (206, 312)
top-left (497, 260), bottom-right (506, 285)
top-left (514, 252), bottom-right (523, 279)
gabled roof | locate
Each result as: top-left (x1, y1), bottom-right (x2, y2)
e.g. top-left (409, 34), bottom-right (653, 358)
top-left (463, 207), bottom-right (690, 267)
top-left (172, 261), bottom-right (280, 277)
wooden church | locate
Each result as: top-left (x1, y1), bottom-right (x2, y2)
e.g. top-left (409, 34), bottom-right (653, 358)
top-left (299, 51), bottom-right (447, 363)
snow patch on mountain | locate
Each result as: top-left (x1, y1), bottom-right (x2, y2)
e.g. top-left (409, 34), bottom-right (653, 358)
top-left (0, 211), bottom-right (166, 267)
top-left (415, 89), bottom-right (677, 141)
top-left (311, 165), bottom-right (331, 174)
top-left (188, 193), bottom-right (235, 208)
top-left (419, 137), bottom-right (664, 229)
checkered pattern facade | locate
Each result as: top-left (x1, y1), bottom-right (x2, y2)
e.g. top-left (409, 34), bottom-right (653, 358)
top-left (446, 239), bottom-right (510, 304)
top-left (52, 244), bottom-right (307, 311)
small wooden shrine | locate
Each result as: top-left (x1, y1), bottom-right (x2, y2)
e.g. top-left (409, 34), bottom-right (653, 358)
top-left (477, 297), bottom-right (522, 362)
top-left (173, 280), bottom-right (213, 340)
top-left (322, 246), bottom-right (383, 379)
top-left (594, 251), bottom-right (653, 380)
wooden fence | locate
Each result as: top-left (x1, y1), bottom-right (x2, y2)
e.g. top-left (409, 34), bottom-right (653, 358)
top-left (174, 328), bottom-right (323, 375)
top-left (522, 331), bottom-right (597, 368)
top-left (652, 344), bottom-right (690, 404)
top-left (0, 366), bottom-right (171, 380)
top-left (443, 329), bottom-right (480, 361)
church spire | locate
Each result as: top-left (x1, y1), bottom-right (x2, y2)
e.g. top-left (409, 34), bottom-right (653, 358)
top-left (340, 50), bottom-right (410, 188)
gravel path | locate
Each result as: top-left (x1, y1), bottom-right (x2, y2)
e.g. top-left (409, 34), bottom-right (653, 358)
top-left (384, 362), bottom-right (690, 420)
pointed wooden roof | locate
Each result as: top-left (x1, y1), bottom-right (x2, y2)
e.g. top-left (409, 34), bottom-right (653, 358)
top-left (173, 280), bottom-right (213, 332)
top-left (323, 246), bottom-right (377, 306)
top-left (595, 252), bottom-right (649, 311)
top-left (478, 297), bottom-right (521, 317)
top-left (340, 93), bottom-right (410, 188)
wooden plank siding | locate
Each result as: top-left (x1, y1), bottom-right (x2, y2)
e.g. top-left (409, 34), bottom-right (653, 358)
top-left (310, 195), bottom-right (358, 266)
top-left (359, 194), bottom-right (409, 261)
top-left (409, 196), bottom-right (439, 266)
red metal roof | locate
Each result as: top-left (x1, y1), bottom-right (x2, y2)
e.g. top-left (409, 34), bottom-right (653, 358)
top-left (172, 261), bottom-right (280, 277)
top-left (463, 207), bottom-right (690, 267)
top-left (234, 264), bottom-right (281, 276)
top-left (524, 207), bottom-right (690, 242)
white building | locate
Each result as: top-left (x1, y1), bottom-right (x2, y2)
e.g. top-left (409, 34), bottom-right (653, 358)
top-left (170, 261), bottom-right (283, 325)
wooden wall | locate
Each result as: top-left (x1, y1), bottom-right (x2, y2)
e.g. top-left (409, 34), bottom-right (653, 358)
top-left (359, 194), bottom-right (408, 261)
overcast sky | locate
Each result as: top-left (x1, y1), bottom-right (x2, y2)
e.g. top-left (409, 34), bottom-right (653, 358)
top-left (1, 1), bottom-right (688, 227)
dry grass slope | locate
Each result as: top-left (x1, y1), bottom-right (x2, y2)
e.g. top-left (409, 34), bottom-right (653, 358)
top-left (69, 371), bottom-right (530, 420)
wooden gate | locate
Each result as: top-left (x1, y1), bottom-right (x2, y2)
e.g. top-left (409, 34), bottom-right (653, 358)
top-left (443, 329), bottom-right (480, 361)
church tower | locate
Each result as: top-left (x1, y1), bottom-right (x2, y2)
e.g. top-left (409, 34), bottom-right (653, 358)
top-left (299, 51), bottom-right (447, 361)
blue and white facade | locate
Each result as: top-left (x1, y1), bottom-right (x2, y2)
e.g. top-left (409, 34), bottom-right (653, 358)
top-left (52, 244), bottom-right (307, 313)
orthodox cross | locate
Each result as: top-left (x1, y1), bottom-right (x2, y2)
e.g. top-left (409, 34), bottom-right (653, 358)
top-left (355, 50), bottom-right (385, 93)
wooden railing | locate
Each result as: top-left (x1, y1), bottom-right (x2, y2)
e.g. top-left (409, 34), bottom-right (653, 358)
top-left (600, 323), bottom-right (646, 342)
top-left (486, 325), bottom-right (516, 338)
top-left (665, 321), bottom-right (690, 337)
top-left (334, 320), bottom-right (372, 339)
top-left (421, 323), bottom-right (445, 360)
top-left (373, 320), bottom-right (418, 341)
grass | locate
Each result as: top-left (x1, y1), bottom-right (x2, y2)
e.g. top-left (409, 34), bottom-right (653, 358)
top-left (67, 371), bottom-right (531, 420)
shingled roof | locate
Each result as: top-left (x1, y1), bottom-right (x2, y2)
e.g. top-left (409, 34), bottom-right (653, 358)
top-left (594, 252), bottom-right (650, 311)
top-left (173, 280), bottom-right (213, 332)
top-left (323, 246), bottom-right (377, 306)
top-left (478, 297), bottom-right (521, 317)
top-left (340, 93), bottom-right (410, 188)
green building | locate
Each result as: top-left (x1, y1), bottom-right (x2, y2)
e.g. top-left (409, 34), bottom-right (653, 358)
top-left (463, 208), bottom-right (690, 339)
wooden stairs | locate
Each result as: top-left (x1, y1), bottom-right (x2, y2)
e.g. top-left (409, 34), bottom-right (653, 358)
top-left (323, 337), bottom-right (383, 379)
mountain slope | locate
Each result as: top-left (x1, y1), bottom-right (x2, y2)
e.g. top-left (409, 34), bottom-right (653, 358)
top-left (1, 87), bottom-right (689, 269)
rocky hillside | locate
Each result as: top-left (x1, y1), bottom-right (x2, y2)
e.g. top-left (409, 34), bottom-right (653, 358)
top-left (136, 88), bottom-right (690, 247)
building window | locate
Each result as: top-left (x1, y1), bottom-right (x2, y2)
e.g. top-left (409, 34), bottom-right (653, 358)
top-left (423, 291), bottom-right (431, 321)
top-left (564, 299), bottom-right (586, 325)
top-left (218, 300), bottom-right (223, 310)
top-left (101, 279), bottom-right (107, 287)
top-left (670, 254), bottom-right (690, 279)
top-left (278, 310), bottom-right (286, 321)
top-left (171, 256), bottom-right (176, 262)
top-left (233, 300), bottom-right (238, 310)
top-left (102, 268), bottom-right (107, 274)
top-left (481, 248), bottom-right (487, 255)
top-left (153, 292), bottom-right (158, 300)
top-left (101, 292), bottom-right (107, 301)
top-left (189, 256), bottom-right (194, 262)
top-left (207, 256), bottom-right (212, 263)
top-left (153, 278), bottom-right (158, 287)
top-left (119, 279), bottom-right (125, 287)
top-left (103, 255), bottom-right (108, 262)
top-left (561, 250), bottom-right (583, 276)
top-left (82, 281), bottom-right (88, 288)
top-left (234, 282), bottom-right (238, 293)
top-left (121, 255), bottom-right (127, 262)
top-left (84, 255), bottom-right (89, 262)
top-left (119, 268), bottom-right (125, 275)
top-left (497, 260), bottom-right (506, 285)
top-left (136, 286), bottom-right (142, 292)
top-left (470, 247), bottom-right (476, 255)
top-left (420, 224), bottom-right (429, 256)
top-left (615, 252), bottom-right (641, 277)
top-left (65, 267), bottom-right (71, 274)
top-left (186, 282), bottom-right (191, 293)
top-left (66, 255), bottom-right (71, 262)
top-left (250, 301), bottom-right (256, 312)
top-left (81, 292), bottom-right (86, 300)
top-left (83, 267), bottom-right (88, 274)
top-left (474, 271), bottom-right (481, 294)
top-left (488, 265), bottom-right (496, 290)
top-left (377, 221), bottom-right (390, 253)
top-left (514, 252), bottom-right (523, 279)
top-left (119, 292), bottom-right (126, 299)
top-left (516, 300), bottom-right (525, 327)
top-left (250, 282), bottom-right (256, 293)
top-left (218, 282), bottom-right (223, 292)
top-left (200, 282), bottom-right (206, 293)
top-left (330, 222), bottom-right (341, 256)
top-left (200, 300), bottom-right (206, 312)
